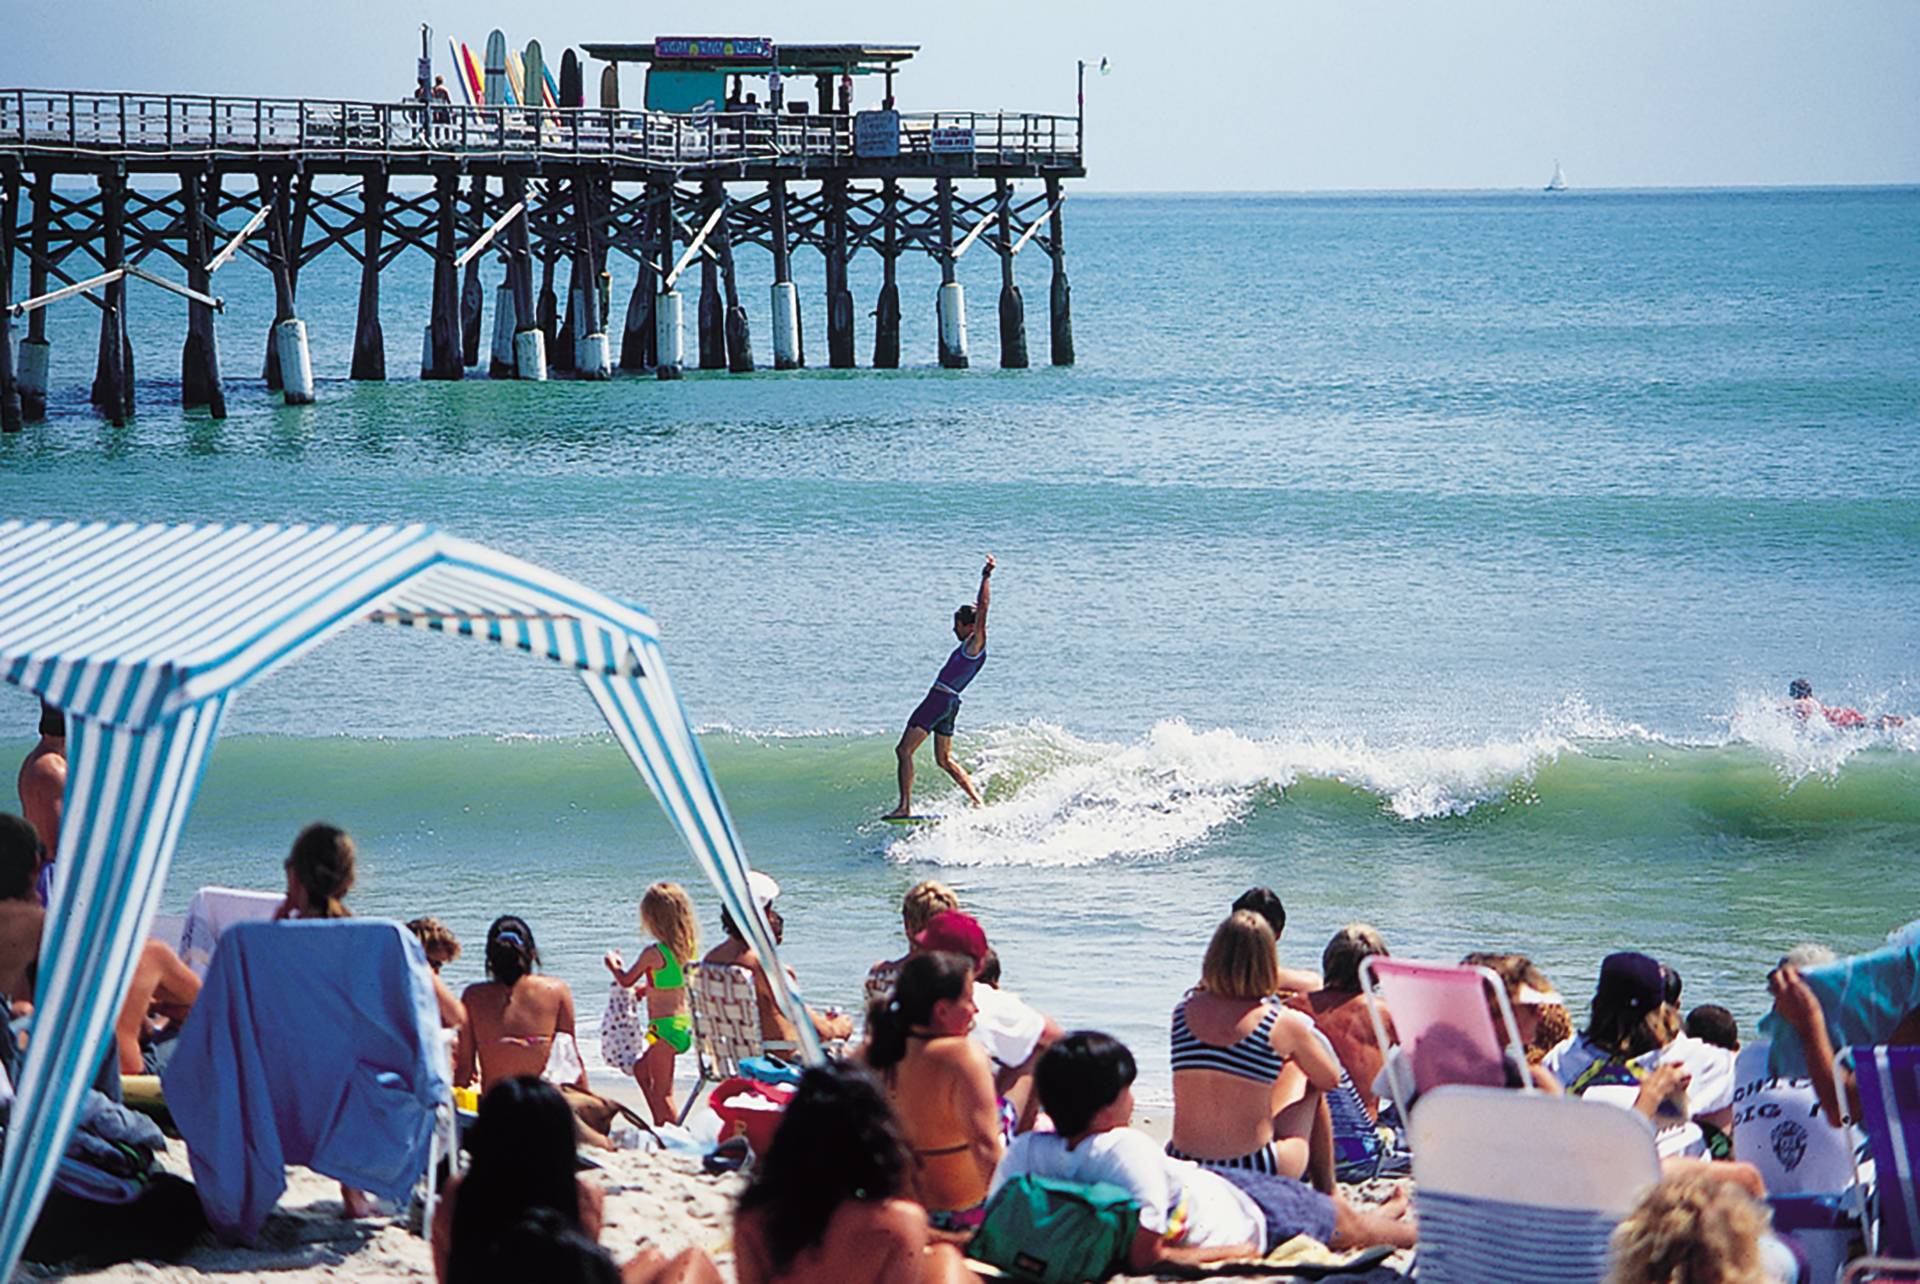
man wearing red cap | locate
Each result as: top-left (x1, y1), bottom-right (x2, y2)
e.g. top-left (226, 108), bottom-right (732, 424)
top-left (910, 909), bottom-right (1061, 1129)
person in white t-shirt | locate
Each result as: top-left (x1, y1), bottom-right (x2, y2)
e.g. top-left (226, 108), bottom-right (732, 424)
top-left (1542, 951), bottom-right (1737, 1158)
top-left (991, 1032), bottom-right (1415, 1274)
top-left (1728, 1039), bottom-right (1860, 1197)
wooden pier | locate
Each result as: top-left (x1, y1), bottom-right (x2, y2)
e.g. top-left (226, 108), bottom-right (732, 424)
top-left (0, 56), bottom-right (1083, 429)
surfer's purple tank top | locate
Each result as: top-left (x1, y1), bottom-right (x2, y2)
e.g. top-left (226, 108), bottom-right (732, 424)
top-left (932, 643), bottom-right (986, 695)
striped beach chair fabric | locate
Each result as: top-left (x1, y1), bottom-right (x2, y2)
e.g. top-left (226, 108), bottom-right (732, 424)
top-left (1410, 1085), bottom-right (1661, 1284)
top-left (1855, 1046), bottom-right (1920, 1258)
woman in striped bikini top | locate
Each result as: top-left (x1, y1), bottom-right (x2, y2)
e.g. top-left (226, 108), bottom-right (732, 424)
top-left (1167, 912), bottom-right (1349, 1184)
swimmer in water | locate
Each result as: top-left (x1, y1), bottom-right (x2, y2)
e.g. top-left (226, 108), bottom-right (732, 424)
top-left (885, 556), bottom-right (994, 819)
top-left (1786, 678), bottom-right (1906, 729)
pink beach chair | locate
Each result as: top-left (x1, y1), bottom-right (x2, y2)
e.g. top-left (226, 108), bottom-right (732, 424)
top-left (1410, 1084), bottom-right (1661, 1284)
top-left (1361, 956), bottom-right (1533, 1131)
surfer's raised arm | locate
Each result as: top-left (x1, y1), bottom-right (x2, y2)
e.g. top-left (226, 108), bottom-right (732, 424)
top-left (968, 555), bottom-right (994, 656)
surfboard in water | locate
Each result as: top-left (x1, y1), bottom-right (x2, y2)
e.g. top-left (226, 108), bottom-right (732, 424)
top-left (484, 29), bottom-right (509, 107)
top-left (600, 64), bottom-right (620, 109)
top-left (882, 815), bottom-right (939, 826)
top-left (523, 40), bottom-right (547, 114)
top-left (560, 49), bottom-right (583, 109)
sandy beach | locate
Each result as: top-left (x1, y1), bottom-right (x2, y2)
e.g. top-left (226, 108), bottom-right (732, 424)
top-left (23, 1107), bottom-right (1409, 1283)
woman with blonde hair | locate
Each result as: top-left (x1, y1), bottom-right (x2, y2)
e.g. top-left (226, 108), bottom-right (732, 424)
top-left (605, 881), bottom-right (700, 1123)
top-left (864, 880), bottom-right (960, 1004)
top-left (1606, 1172), bottom-right (1776, 1284)
top-left (1168, 912), bottom-right (1350, 1184)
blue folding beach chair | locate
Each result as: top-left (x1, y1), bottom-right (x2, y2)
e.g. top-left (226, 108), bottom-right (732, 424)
top-left (1854, 1046), bottom-right (1920, 1258)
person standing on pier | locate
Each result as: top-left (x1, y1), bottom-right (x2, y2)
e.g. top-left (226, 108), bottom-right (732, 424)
top-left (886, 557), bottom-right (994, 820)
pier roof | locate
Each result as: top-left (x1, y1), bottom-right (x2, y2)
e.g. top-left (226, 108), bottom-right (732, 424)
top-left (582, 41), bottom-right (919, 73)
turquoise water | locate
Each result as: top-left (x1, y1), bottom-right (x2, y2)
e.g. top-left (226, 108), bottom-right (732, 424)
top-left (4, 187), bottom-right (1918, 1100)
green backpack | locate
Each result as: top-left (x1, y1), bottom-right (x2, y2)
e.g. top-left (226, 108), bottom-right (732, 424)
top-left (966, 1175), bottom-right (1142, 1284)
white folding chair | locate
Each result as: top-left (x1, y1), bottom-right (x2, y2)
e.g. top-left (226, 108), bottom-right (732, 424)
top-left (1411, 1085), bottom-right (1660, 1284)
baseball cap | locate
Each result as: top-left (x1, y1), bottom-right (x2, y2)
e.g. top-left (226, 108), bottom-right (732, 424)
top-left (1596, 951), bottom-right (1665, 1014)
top-left (913, 909), bottom-right (989, 967)
top-left (747, 870), bottom-right (780, 912)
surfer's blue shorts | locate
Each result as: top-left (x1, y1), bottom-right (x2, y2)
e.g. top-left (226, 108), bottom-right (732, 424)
top-left (908, 688), bottom-right (961, 737)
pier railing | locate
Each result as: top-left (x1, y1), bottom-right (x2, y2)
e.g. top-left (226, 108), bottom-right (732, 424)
top-left (0, 89), bottom-right (1080, 170)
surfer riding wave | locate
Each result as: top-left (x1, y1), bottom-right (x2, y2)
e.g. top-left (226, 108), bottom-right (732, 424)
top-left (885, 555), bottom-right (994, 820)
top-left (1785, 678), bottom-right (1906, 730)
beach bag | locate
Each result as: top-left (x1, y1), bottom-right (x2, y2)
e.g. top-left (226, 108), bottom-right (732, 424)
top-left (967, 1175), bottom-right (1140, 1284)
top-left (601, 982), bottom-right (646, 1073)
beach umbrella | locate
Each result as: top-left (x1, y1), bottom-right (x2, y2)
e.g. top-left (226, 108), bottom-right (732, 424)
top-left (0, 520), bottom-right (821, 1277)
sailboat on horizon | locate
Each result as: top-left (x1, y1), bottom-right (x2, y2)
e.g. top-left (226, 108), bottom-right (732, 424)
top-left (1545, 159), bottom-right (1568, 192)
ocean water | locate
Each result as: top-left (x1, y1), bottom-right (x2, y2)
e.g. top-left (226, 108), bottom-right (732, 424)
top-left (4, 186), bottom-right (1918, 1101)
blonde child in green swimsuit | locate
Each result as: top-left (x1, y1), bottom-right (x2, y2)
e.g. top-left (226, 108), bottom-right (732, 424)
top-left (604, 881), bottom-right (699, 1125)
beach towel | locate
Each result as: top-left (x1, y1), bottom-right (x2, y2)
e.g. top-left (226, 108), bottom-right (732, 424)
top-left (162, 920), bottom-right (449, 1239)
top-left (1762, 937), bottom-right (1920, 1080)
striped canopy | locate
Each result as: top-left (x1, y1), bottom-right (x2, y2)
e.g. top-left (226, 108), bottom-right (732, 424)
top-left (0, 520), bottom-right (820, 1276)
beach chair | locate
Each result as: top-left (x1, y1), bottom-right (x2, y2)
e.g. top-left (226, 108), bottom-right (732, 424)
top-left (176, 886), bottom-right (283, 977)
top-left (682, 963), bottom-right (797, 1124)
top-left (162, 920), bottom-right (451, 1240)
top-left (1361, 957), bottom-right (1533, 1134)
top-left (1410, 1084), bottom-right (1660, 1284)
top-left (1854, 1046), bottom-right (1920, 1257)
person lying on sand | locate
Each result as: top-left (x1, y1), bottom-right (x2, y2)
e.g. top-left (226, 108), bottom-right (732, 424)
top-left (886, 555), bottom-right (994, 819)
top-left (735, 1061), bottom-right (976, 1283)
top-left (996, 1031), bottom-right (1415, 1274)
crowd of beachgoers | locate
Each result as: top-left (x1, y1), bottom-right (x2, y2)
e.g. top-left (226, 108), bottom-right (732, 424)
top-left (4, 709), bottom-right (1911, 1283)
top-left (6, 821), bottom-right (1903, 1280)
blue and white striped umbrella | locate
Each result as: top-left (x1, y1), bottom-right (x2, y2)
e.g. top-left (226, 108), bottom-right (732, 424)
top-left (0, 520), bottom-right (820, 1276)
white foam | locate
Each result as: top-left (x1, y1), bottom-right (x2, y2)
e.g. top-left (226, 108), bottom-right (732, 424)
top-left (889, 716), bottom-right (1581, 868)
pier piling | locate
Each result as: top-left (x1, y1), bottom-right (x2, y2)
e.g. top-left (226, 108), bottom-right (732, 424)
top-left (1046, 177), bottom-right (1074, 367)
top-left (89, 173), bottom-right (133, 424)
top-left (351, 172), bottom-right (387, 381)
top-left (423, 172), bottom-right (464, 381)
top-left (935, 178), bottom-right (968, 370)
top-left (0, 169), bottom-right (18, 432)
top-left (505, 175), bottom-right (545, 380)
top-left (655, 182), bottom-right (683, 380)
top-left (18, 171), bottom-right (51, 422)
top-left (874, 179), bottom-right (901, 369)
top-left (715, 188), bottom-right (753, 373)
top-left (180, 171), bottom-right (226, 417)
top-left (769, 179), bottom-right (800, 370)
top-left (460, 176), bottom-right (485, 367)
top-left (698, 180), bottom-right (726, 371)
top-left (825, 178), bottom-right (855, 369)
top-left (995, 179), bottom-right (1028, 370)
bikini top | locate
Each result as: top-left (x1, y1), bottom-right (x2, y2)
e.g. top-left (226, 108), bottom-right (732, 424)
top-left (653, 943), bottom-right (686, 991)
top-left (1171, 999), bottom-right (1285, 1084)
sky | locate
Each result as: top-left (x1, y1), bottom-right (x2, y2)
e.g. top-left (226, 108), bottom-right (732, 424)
top-left (4, 1), bottom-right (1917, 191)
